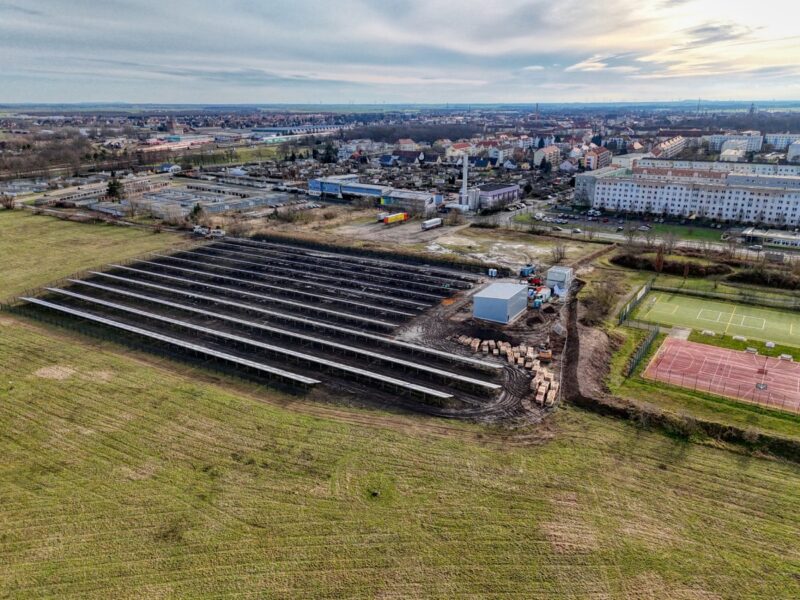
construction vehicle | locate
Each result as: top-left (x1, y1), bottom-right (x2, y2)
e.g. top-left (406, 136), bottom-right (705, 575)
top-left (537, 344), bottom-right (553, 362)
top-left (527, 275), bottom-right (543, 287)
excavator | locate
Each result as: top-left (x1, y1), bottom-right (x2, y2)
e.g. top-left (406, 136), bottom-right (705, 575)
top-left (537, 343), bottom-right (553, 362)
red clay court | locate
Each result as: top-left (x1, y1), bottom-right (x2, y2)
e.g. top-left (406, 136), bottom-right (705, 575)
top-left (644, 338), bottom-right (800, 414)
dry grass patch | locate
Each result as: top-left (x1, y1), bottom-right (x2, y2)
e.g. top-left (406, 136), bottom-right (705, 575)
top-left (33, 365), bottom-right (75, 380)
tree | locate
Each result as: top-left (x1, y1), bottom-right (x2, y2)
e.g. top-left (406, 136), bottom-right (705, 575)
top-left (0, 194), bottom-right (14, 209)
top-left (321, 141), bottom-right (337, 164)
top-left (643, 228), bottom-right (657, 250)
top-left (107, 177), bottom-right (122, 200)
top-left (537, 138), bottom-right (546, 149)
top-left (591, 134), bottom-right (603, 146)
top-left (189, 203), bottom-right (205, 223)
top-left (654, 245), bottom-right (665, 273)
top-left (550, 243), bottom-right (566, 264)
top-left (540, 157), bottom-right (551, 174)
top-left (622, 224), bottom-right (639, 250)
top-left (663, 231), bottom-right (678, 255)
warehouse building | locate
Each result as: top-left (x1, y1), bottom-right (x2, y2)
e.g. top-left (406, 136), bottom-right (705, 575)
top-left (477, 183), bottom-right (520, 209)
top-left (380, 189), bottom-right (440, 216)
top-left (472, 283), bottom-right (528, 324)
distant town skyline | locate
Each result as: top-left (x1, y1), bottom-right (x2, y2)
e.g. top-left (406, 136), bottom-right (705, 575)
top-left (2, 0), bottom-right (799, 104)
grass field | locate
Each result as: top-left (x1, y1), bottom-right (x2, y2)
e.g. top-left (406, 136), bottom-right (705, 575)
top-left (635, 290), bottom-right (800, 347)
top-left (0, 211), bottom-right (189, 301)
top-left (2, 316), bottom-right (800, 598)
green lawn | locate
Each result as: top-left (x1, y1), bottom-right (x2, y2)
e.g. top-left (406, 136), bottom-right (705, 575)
top-left (647, 222), bottom-right (725, 242)
top-left (635, 290), bottom-right (800, 347)
top-left (0, 210), bottom-right (190, 301)
top-left (1, 316), bottom-right (800, 598)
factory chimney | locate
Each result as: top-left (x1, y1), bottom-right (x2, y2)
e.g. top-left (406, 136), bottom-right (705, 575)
top-left (460, 155), bottom-right (468, 202)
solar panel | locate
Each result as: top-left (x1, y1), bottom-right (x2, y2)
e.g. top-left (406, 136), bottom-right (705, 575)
top-left (114, 263), bottom-right (404, 328)
top-left (214, 240), bottom-right (468, 287)
top-left (86, 272), bottom-right (501, 372)
top-left (160, 252), bottom-right (445, 302)
top-left (38, 290), bottom-right (454, 399)
top-left (21, 297), bottom-right (319, 386)
top-left (60, 283), bottom-right (500, 392)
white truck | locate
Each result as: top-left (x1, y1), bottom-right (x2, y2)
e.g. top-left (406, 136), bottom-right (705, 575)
top-left (421, 217), bottom-right (443, 231)
top-left (192, 225), bottom-right (209, 236)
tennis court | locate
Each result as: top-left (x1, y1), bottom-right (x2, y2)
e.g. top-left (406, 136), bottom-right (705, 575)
top-left (644, 338), bottom-right (800, 414)
top-left (634, 291), bottom-right (800, 347)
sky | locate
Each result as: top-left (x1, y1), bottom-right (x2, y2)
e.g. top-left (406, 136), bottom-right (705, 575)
top-left (2, 0), bottom-right (799, 104)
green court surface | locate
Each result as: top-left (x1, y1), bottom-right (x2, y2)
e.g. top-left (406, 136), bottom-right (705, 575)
top-left (634, 291), bottom-right (800, 347)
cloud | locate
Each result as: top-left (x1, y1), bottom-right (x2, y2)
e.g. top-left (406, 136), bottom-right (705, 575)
top-left (0, 3), bottom-right (42, 16)
top-left (0, 0), bottom-right (797, 103)
top-left (564, 55), bottom-right (639, 73)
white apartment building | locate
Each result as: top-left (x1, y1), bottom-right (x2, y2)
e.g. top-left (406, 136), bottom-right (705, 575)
top-left (787, 141), bottom-right (800, 163)
top-left (533, 145), bottom-right (561, 168)
top-left (652, 136), bottom-right (687, 159)
top-left (587, 164), bottom-right (800, 227)
top-left (636, 158), bottom-right (800, 177)
top-left (764, 133), bottom-right (800, 150)
top-left (703, 132), bottom-right (763, 153)
top-left (584, 147), bottom-right (612, 170)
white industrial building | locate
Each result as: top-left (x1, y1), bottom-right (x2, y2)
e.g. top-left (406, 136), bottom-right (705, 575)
top-left (545, 266), bottom-right (574, 294)
top-left (472, 283), bottom-right (528, 324)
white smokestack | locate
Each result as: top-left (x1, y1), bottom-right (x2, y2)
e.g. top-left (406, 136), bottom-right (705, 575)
top-left (461, 155), bottom-right (468, 201)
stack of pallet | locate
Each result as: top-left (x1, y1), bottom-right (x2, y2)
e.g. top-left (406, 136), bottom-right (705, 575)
top-left (452, 335), bottom-right (544, 373)
top-left (530, 368), bottom-right (559, 407)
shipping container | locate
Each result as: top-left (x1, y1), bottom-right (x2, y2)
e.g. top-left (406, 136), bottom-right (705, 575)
top-left (383, 212), bottom-right (409, 225)
top-left (421, 217), bottom-right (443, 231)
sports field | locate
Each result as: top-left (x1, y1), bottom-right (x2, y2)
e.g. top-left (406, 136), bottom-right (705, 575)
top-left (635, 291), bottom-right (800, 347)
top-left (645, 338), bottom-right (800, 414)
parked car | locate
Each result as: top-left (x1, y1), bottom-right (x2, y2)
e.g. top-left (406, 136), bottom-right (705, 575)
top-left (572, 228), bottom-right (582, 234)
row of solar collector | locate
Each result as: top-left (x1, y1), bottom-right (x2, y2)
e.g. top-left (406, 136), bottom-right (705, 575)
top-left (25, 284), bottom-right (501, 400)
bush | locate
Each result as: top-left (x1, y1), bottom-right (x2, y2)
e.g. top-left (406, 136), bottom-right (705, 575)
top-left (728, 267), bottom-right (800, 290)
top-left (611, 252), bottom-right (732, 277)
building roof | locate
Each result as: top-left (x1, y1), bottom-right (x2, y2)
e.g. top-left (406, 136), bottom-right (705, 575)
top-left (474, 283), bottom-right (527, 301)
top-left (478, 183), bottom-right (519, 192)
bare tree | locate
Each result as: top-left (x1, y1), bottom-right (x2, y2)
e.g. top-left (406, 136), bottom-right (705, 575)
top-left (551, 243), bottom-right (567, 264)
top-left (622, 225), bottom-right (639, 251)
top-left (643, 228), bottom-right (657, 250)
top-left (662, 231), bottom-right (678, 255)
top-left (0, 194), bottom-right (14, 210)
